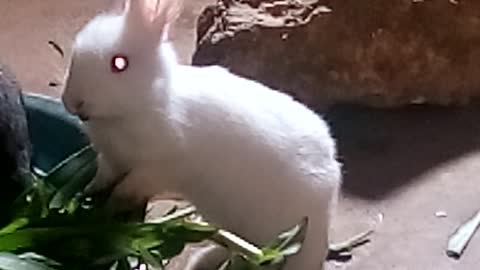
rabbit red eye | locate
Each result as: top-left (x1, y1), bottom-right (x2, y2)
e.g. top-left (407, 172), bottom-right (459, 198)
top-left (111, 55), bottom-right (129, 73)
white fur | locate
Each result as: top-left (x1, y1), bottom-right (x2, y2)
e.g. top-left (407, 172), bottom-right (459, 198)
top-left (61, 1), bottom-right (342, 269)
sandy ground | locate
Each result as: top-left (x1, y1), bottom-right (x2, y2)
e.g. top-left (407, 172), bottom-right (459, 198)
top-left (1, 1), bottom-right (479, 269)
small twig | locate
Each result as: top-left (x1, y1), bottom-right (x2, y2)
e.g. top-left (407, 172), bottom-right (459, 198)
top-left (48, 40), bottom-right (64, 58)
top-left (447, 209), bottom-right (480, 259)
top-left (217, 259), bottom-right (230, 270)
top-left (146, 205), bottom-right (197, 224)
top-left (327, 228), bottom-right (374, 260)
top-left (211, 229), bottom-right (264, 259)
top-left (148, 206), bottom-right (264, 260)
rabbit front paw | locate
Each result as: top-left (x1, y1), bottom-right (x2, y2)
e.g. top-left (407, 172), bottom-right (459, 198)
top-left (85, 154), bottom-right (119, 195)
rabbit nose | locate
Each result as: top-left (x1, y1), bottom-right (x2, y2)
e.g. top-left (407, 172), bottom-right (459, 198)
top-left (63, 97), bottom-right (83, 114)
top-left (73, 101), bottom-right (90, 121)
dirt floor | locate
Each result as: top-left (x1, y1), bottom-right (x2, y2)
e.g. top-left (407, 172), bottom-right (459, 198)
top-left (1, 1), bottom-right (480, 269)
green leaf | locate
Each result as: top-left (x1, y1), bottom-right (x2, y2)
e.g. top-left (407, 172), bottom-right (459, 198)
top-left (0, 218), bottom-right (30, 236)
top-left (267, 217), bottom-right (308, 252)
top-left (278, 243), bottom-right (302, 257)
top-left (1, 180), bottom-right (55, 235)
top-left (138, 248), bottom-right (163, 269)
top-left (43, 145), bottom-right (97, 190)
top-left (257, 217), bottom-right (309, 266)
top-left (0, 209), bottom-right (217, 268)
top-left (48, 158), bottom-right (96, 210)
top-left (114, 258), bottom-right (131, 270)
top-left (215, 217), bottom-right (308, 269)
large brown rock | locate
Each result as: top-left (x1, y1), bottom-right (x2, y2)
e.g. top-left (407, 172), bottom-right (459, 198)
top-left (192, 0), bottom-right (480, 109)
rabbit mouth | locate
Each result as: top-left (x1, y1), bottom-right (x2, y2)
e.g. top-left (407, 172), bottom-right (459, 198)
top-left (78, 112), bottom-right (90, 122)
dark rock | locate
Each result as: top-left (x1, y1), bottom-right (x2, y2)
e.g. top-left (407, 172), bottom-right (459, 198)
top-left (0, 64), bottom-right (32, 215)
top-left (192, 0), bottom-right (480, 109)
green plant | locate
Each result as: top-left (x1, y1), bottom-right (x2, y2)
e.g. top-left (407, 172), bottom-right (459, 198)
top-left (0, 146), bottom-right (306, 270)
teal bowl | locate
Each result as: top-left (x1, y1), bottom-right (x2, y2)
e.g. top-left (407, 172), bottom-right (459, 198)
top-left (23, 93), bottom-right (90, 180)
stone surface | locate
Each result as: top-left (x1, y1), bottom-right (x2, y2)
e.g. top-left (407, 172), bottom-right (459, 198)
top-left (192, 0), bottom-right (480, 109)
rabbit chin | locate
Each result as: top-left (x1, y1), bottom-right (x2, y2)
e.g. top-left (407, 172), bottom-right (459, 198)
top-left (81, 107), bottom-right (142, 123)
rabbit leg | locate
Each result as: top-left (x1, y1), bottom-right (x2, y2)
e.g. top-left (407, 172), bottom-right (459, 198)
top-left (104, 168), bottom-right (150, 212)
top-left (85, 153), bottom-right (120, 194)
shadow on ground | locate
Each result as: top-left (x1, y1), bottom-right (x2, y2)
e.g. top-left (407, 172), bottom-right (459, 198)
top-left (324, 104), bottom-right (480, 200)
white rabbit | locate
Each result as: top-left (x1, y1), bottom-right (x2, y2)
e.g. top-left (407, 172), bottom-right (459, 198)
top-left (61, 0), bottom-right (342, 269)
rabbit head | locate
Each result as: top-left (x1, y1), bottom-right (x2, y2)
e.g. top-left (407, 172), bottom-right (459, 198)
top-left (62, 0), bottom-right (183, 121)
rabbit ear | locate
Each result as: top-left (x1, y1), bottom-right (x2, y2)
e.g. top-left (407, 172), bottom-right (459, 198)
top-left (125, 0), bottom-right (182, 40)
